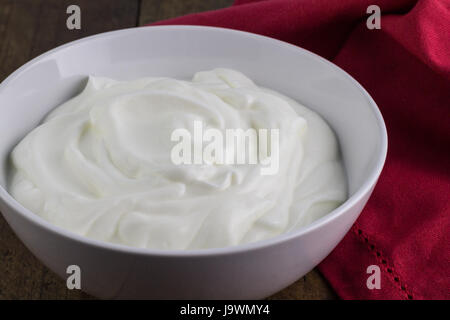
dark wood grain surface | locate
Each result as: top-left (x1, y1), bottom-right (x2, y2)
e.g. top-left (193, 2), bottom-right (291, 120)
top-left (0, 0), bottom-right (336, 300)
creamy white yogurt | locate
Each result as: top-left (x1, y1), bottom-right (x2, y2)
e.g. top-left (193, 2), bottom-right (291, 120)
top-left (9, 69), bottom-right (347, 250)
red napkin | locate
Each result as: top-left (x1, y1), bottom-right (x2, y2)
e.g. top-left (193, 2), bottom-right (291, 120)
top-left (150, 0), bottom-right (450, 299)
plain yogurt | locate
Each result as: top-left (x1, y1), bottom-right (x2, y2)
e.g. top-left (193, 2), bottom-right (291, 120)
top-left (9, 69), bottom-right (347, 250)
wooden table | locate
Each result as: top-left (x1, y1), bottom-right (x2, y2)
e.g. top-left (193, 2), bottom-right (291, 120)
top-left (0, 0), bottom-right (336, 300)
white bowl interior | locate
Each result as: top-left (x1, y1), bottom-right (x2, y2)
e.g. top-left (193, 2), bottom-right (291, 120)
top-left (0, 26), bottom-right (384, 203)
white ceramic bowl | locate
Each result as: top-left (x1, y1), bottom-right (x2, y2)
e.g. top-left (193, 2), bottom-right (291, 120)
top-left (0, 26), bottom-right (387, 299)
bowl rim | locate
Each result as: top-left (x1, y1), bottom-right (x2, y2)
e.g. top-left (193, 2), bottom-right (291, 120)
top-left (0, 25), bottom-right (388, 258)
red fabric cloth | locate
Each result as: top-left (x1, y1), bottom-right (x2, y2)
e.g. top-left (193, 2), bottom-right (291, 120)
top-left (150, 0), bottom-right (450, 299)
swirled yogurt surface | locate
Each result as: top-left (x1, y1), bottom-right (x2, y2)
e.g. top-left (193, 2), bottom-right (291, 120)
top-left (9, 69), bottom-right (347, 250)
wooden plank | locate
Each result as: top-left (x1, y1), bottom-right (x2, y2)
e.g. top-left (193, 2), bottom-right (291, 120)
top-left (269, 270), bottom-right (337, 300)
top-left (0, 0), bottom-right (140, 82)
top-left (0, 0), bottom-right (139, 299)
top-left (139, 0), bottom-right (234, 25)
